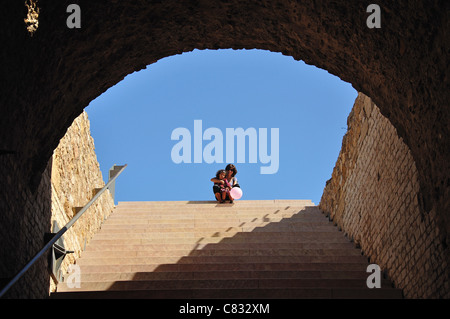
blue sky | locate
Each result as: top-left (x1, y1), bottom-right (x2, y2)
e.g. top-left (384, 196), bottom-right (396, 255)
top-left (85, 49), bottom-right (357, 205)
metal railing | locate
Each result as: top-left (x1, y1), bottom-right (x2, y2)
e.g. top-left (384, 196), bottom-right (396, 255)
top-left (0, 164), bottom-right (127, 298)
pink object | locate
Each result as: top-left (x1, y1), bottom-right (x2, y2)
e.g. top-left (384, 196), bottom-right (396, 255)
top-left (230, 187), bottom-right (243, 200)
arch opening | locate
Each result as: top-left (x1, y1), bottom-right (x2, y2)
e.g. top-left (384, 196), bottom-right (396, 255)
top-left (85, 49), bottom-right (357, 205)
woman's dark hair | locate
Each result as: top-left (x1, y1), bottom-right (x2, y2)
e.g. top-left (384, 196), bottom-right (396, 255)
top-left (225, 164), bottom-right (237, 177)
top-left (216, 169), bottom-right (226, 179)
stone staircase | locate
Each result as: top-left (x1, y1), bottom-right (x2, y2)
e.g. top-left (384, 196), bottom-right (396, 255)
top-left (51, 200), bottom-right (403, 299)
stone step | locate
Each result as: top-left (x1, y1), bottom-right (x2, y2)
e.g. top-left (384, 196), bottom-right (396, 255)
top-left (88, 230), bottom-right (350, 241)
top-left (110, 205), bottom-right (320, 212)
top-left (106, 214), bottom-right (327, 221)
top-left (112, 210), bottom-right (317, 216)
top-left (80, 248), bottom-right (364, 258)
top-left (105, 212), bottom-right (327, 218)
top-left (87, 237), bottom-right (351, 245)
top-left (114, 206), bottom-right (315, 210)
top-left (76, 255), bottom-right (369, 266)
top-left (116, 200), bottom-right (315, 206)
top-left (83, 242), bottom-right (357, 252)
top-left (90, 230), bottom-right (346, 240)
top-left (51, 287), bottom-right (403, 299)
top-left (108, 218), bottom-right (319, 225)
top-left (56, 278), bottom-right (392, 292)
top-left (102, 217), bottom-right (329, 225)
top-left (99, 221), bottom-right (334, 231)
top-left (101, 221), bottom-right (328, 228)
top-left (70, 270), bottom-right (375, 282)
top-left (74, 262), bottom-right (371, 274)
top-left (97, 225), bottom-right (337, 233)
top-left (106, 211), bottom-right (327, 217)
top-left (114, 205), bottom-right (319, 210)
top-left (114, 206), bottom-right (317, 210)
top-left (109, 210), bottom-right (316, 219)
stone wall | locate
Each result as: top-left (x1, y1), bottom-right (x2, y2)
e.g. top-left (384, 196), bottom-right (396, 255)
top-left (320, 93), bottom-right (449, 298)
top-left (0, 111), bottom-right (114, 298)
top-left (0, 156), bottom-right (53, 299)
top-left (49, 111), bottom-right (115, 292)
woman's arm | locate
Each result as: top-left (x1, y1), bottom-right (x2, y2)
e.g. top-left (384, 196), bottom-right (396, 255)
top-left (229, 177), bottom-right (238, 186)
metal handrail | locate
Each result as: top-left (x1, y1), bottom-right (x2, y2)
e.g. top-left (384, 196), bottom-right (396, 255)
top-left (0, 164), bottom-right (127, 298)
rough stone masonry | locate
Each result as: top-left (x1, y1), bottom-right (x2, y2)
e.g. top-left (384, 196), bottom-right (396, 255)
top-left (320, 93), bottom-right (449, 298)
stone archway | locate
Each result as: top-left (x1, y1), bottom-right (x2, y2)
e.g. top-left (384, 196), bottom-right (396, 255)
top-left (0, 1), bottom-right (448, 298)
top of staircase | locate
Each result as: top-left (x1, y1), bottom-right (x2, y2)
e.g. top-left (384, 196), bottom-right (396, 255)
top-left (117, 199), bottom-right (316, 207)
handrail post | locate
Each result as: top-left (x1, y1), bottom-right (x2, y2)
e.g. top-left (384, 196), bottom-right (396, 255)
top-left (108, 164), bottom-right (125, 203)
top-left (0, 164), bottom-right (127, 298)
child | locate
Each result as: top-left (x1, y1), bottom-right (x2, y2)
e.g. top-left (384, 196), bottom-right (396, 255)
top-left (213, 169), bottom-right (234, 203)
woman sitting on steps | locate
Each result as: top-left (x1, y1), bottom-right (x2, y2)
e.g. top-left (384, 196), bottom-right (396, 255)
top-left (211, 164), bottom-right (240, 203)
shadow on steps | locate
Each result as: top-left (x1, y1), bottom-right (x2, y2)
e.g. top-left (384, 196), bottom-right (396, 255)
top-left (52, 204), bottom-right (403, 299)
